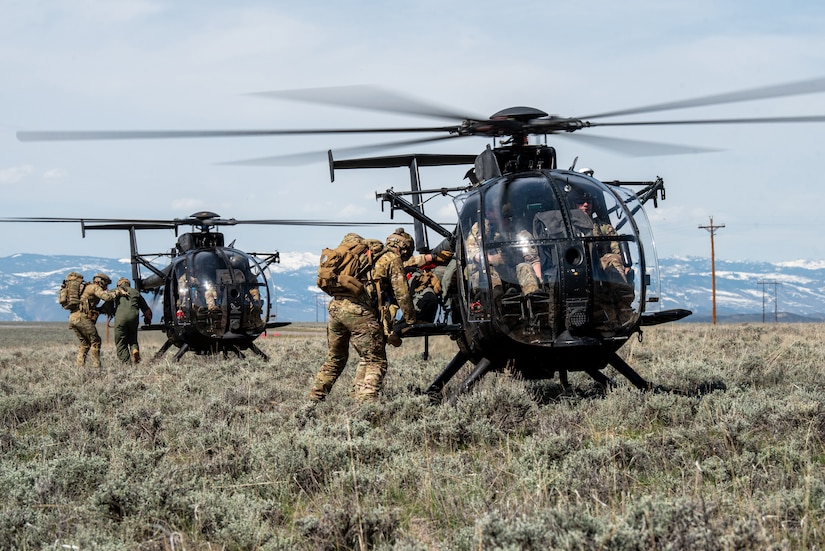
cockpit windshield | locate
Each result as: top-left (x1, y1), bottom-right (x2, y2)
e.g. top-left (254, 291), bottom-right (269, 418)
top-left (456, 171), bottom-right (645, 345)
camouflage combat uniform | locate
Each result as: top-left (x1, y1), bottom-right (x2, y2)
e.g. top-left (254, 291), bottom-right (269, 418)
top-left (69, 273), bottom-right (122, 368)
top-left (309, 234), bottom-right (416, 403)
top-left (403, 246), bottom-right (454, 322)
top-left (568, 209), bottom-right (627, 282)
top-left (113, 278), bottom-right (152, 364)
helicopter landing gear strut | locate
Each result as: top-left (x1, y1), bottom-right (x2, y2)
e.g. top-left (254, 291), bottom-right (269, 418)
top-left (582, 352), bottom-right (650, 390)
top-left (424, 350), bottom-right (469, 401)
top-left (457, 357), bottom-right (501, 395)
top-left (248, 343), bottom-right (269, 361)
top-left (424, 349), bottom-right (652, 403)
top-left (425, 354), bottom-right (506, 404)
top-left (151, 339), bottom-right (269, 362)
top-left (606, 351), bottom-right (651, 390)
top-left (151, 338), bottom-right (180, 361)
top-left (151, 339), bottom-right (191, 362)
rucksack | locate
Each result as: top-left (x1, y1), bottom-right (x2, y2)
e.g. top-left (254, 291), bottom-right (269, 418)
top-left (317, 238), bottom-right (372, 297)
top-left (58, 272), bottom-right (87, 311)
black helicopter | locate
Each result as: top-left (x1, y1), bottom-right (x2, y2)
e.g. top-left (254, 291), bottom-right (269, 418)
top-left (1, 212), bottom-right (389, 361)
top-left (15, 76), bottom-right (825, 395)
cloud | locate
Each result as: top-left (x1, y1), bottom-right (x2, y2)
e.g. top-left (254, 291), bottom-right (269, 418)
top-left (43, 168), bottom-right (67, 180)
top-left (171, 198), bottom-right (205, 211)
top-left (0, 165), bottom-right (34, 184)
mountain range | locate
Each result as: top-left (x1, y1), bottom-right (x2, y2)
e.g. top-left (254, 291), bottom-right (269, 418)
top-left (2, 253), bottom-right (825, 323)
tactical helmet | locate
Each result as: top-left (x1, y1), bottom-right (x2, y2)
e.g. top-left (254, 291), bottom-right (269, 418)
top-left (571, 191), bottom-right (594, 205)
top-left (117, 277), bottom-right (130, 288)
top-left (365, 239), bottom-right (384, 255)
top-left (385, 233), bottom-right (410, 253)
top-left (394, 227), bottom-right (415, 251)
top-left (340, 232), bottom-right (364, 246)
top-left (94, 273), bottom-right (112, 285)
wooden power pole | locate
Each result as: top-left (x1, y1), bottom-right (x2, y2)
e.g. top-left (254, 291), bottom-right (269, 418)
top-left (698, 217), bottom-right (725, 325)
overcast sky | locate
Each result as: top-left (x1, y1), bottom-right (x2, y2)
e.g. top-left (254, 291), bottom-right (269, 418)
top-left (2, 0), bottom-right (825, 263)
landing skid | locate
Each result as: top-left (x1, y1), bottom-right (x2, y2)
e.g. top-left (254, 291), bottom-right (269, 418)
top-left (424, 350), bottom-right (651, 402)
top-left (151, 339), bottom-right (270, 362)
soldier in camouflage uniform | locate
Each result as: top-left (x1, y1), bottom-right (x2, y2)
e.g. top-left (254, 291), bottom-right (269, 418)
top-left (309, 233), bottom-right (416, 404)
top-left (404, 236), bottom-right (455, 323)
top-left (569, 192), bottom-right (635, 328)
top-left (569, 193), bottom-right (629, 282)
top-left (465, 202), bottom-right (541, 296)
top-left (69, 273), bottom-right (124, 368)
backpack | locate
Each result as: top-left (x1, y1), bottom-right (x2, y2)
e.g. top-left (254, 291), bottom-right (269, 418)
top-left (58, 272), bottom-right (87, 311)
top-left (317, 238), bottom-right (372, 297)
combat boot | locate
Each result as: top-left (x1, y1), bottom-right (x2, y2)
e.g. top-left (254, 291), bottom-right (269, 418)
top-left (131, 347), bottom-right (141, 364)
top-left (76, 350), bottom-right (87, 368)
top-left (89, 349), bottom-right (102, 369)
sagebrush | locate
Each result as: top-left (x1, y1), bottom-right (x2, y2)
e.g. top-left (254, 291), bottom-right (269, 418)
top-left (1, 322), bottom-right (824, 549)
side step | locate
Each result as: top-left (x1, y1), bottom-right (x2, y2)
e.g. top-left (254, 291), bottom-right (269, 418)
top-left (640, 308), bottom-right (692, 326)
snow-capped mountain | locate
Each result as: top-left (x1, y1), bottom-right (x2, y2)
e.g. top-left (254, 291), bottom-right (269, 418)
top-left (2, 253), bottom-right (825, 323)
top-left (657, 256), bottom-right (825, 322)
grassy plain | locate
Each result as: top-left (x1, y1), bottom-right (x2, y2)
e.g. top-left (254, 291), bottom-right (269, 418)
top-left (1, 321), bottom-right (825, 549)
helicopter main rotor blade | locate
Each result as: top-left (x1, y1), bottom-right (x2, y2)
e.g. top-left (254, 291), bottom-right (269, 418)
top-left (557, 133), bottom-right (719, 157)
top-left (579, 75), bottom-right (825, 119)
top-left (586, 114), bottom-right (825, 127)
top-left (16, 126), bottom-right (457, 142)
top-left (0, 217), bottom-right (399, 227)
top-left (251, 84), bottom-right (486, 123)
top-left (230, 219), bottom-right (399, 226)
top-left (221, 134), bottom-right (464, 166)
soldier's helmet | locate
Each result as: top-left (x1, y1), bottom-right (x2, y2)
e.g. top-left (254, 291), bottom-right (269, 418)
top-left (394, 227), bottom-right (415, 252)
top-left (94, 273), bottom-right (112, 286)
top-left (365, 239), bottom-right (384, 255)
top-left (340, 232), bottom-right (364, 246)
top-left (117, 277), bottom-right (130, 288)
top-left (570, 191), bottom-right (594, 207)
top-left (386, 233), bottom-right (413, 260)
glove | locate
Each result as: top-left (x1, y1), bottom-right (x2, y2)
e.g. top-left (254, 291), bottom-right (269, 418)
top-left (387, 333), bottom-right (402, 347)
top-left (434, 250), bottom-right (453, 263)
top-left (392, 319), bottom-right (410, 335)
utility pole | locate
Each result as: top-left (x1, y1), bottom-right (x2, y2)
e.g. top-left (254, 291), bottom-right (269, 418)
top-left (698, 217), bottom-right (725, 325)
top-left (757, 280), bottom-right (779, 322)
top-left (315, 295), bottom-right (329, 323)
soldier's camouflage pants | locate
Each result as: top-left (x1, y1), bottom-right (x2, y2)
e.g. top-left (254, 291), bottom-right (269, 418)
top-left (309, 298), bottom-right (387, 402)
top-left (69, 311), bottom-right (102, 368)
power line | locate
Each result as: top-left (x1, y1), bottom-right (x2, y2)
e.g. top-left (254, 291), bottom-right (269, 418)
top-left (698, 217), bottom-right (725, 325)
top-left (315, 295), bottom-right (330, 323)
top-left (756, 280), bottom-right (779, 322)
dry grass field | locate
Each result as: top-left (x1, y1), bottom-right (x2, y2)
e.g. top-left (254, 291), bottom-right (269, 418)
top-left (1, 321), bottom-right (825, 549)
